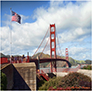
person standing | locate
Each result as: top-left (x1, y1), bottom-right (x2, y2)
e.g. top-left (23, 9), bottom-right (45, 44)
top-left (22, 55), bottom-right (26, 63)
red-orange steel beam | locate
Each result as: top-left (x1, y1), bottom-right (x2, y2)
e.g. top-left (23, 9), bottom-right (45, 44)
top-left (65, 48), bottom-right (69, 67)
top-left (50, 24), bottom-right (57, 72)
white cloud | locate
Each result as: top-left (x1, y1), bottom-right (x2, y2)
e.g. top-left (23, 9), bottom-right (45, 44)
top-left (58, 27), bottom-right (90, 44)
top-left (68, 47), bottom-right (91, 60)
top-left (21, 15), bottom-right (29, 23)
top-left (69, 47), bottom-right (87, 55)
top-left (33, 1), bottom-right (91, 31)
top-left (60, 46), bottom-right (91, 60)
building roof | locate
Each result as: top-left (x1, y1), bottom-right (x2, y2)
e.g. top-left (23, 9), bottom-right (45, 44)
top-left (0, 53), bottom-right (7, 58)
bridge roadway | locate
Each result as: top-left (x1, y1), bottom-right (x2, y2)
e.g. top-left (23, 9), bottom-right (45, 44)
top-left (30, 58), bottom-right (71, 69)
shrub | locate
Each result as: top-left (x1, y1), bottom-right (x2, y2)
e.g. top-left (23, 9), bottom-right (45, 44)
top-left (39, 72), bottom-right (91, 90)
top-left (82, 65), bottom-right (92, 70)
top-left (39, 76), bottom-right (61, 90)
top-left (38, 80), bottom-right (46, 87)
top-left (1, 72), bottom-right (7, 90)
top-left (57, 72), bottom-right (91, 88)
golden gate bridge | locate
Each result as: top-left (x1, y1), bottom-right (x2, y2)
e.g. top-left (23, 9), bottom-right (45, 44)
top-left (29, 24), bottom-right (71, 73)
top-left (1, 24), bottom-right (82, 81)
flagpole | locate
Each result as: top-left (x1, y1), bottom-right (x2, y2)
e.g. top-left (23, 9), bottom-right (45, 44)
top-left (9, 9), bottom-right (21, 63)
top-left (10, 8), bottom-right (12, 63)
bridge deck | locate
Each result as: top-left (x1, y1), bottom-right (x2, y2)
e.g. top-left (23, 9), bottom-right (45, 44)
top-left (30, 58), bottom-right (71, 68)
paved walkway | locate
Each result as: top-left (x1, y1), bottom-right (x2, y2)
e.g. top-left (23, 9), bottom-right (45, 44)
top-left (53, 69), bottom-right (92, 80)
top-left (77, 69), bottom-right (92, 79)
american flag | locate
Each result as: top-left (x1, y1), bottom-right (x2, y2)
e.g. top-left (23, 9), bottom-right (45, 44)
top-left (11, 11), bottom-right (21, 24)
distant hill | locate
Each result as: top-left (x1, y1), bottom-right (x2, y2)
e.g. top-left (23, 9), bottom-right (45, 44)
top-left (33, 52), bottom-right (87, 67)
top-left (33, 52), bottom-right (50, 59)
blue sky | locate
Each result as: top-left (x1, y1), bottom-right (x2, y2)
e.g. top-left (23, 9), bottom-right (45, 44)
top-left (0, 0), bottom-right (92, 61)
top-left (1, 1), bottom-right (50, 25)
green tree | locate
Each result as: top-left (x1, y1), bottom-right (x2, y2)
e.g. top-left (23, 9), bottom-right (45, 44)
top-left (1, 72), bottom-right (7, 90)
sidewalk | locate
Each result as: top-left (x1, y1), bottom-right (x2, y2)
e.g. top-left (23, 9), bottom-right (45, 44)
top-left (77, 69), bottom-right (92, 80)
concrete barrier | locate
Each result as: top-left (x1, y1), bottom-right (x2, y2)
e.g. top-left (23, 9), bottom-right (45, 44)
top-left (53, 72), bottom-right (68, 77)
top-left (1, 62), bottom-right (36, 90)
top-left (13, 63), bottom-right (36, 90)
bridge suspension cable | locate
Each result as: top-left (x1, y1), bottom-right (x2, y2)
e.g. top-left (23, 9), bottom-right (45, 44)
top-left (56, 33), bottom-right (62, 57)
top-left (39, 37), bottom-right (50, 58)
top-left (32, 27), bottom-right (49, 59)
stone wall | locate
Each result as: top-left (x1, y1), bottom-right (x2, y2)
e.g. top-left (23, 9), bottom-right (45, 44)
top-left (13, 62), bottom-right (36, 90)
top-left (1, 64), bottom-right (13, 89)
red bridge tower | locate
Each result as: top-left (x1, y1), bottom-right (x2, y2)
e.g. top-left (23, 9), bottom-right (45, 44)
top-left (65, 48), bottom-right (69, 67)
top-left (50, 24), bottom-right (57, 72)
